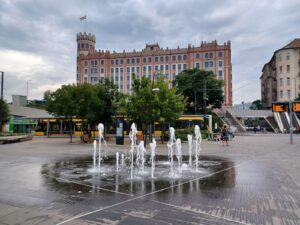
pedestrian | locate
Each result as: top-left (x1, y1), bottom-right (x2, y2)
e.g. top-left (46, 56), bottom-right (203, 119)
top-left (221, 124), bottom-right (229, 146)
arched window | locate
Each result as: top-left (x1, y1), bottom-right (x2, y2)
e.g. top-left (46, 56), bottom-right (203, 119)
top-left (178, 55), bottom-right (182, 61)
top-left (85, 43), bottom-right (89, 49)
top-left (165, 56), bottom-right (169, 62)
top-left (81, 43), bottom-right (84, 48)
top-left (160, 56), bottom-right (164, 62)
top-left (78, 43), bottom-right (80, 49)
top-left (183, 55), bottom-right (187, 60)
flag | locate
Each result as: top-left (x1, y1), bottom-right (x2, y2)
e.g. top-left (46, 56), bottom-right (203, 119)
top-left (80, 16), bottom-right (86, 21)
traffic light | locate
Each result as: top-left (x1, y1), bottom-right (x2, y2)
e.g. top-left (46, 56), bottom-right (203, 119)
top-left (272, 102), bottom-right (289, 112)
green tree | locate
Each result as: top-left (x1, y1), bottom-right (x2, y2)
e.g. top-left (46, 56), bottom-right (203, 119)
top-left (44, 80), bottom-right (117, 142)
top-left (173, 69), bottom-right (224, 114)
top-left (126, 75), bottom-right (186, 144)
top-left (250, 99), bottom-right (263, 110)
top-left (0, 100), bottom-right (10, 133)
top-left (44, 84), bottom-right (77, 142)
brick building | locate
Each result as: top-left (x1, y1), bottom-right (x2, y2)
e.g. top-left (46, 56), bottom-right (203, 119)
top-left (76, 32), bottom-right (232, 106)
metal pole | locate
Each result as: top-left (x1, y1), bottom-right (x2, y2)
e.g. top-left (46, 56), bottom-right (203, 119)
top-left (0, 71), bottom-right (4, 133)
top-left (289, 100), bottom-right (293, 144)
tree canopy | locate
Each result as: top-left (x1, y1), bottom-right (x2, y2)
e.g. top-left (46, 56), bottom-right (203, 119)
top-left (250, 99), bottom-right (263, 110)
top-left (44, 79), bottom-right (117, 139)
top-left (126, 75), bottom-right (186, 143)
top-left (173, 69), bottom-right (224, 113)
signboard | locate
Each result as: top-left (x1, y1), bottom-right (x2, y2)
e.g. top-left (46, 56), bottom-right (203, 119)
top-left (292, 102), bottom-right (300, 112)
top-left (116, 116), bottom-right (124, 145)
top-left (272, 102), bottom-right (289, 112)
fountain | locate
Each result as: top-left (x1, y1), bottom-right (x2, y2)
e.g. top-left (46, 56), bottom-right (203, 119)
top-left (194, 125), bottom-right (202, 172)
top-left (149, 138), bottom-right (156, 179)
top-left (42, 122), bottom-right (236, 201)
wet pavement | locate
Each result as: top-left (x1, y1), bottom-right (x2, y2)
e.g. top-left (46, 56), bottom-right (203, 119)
top-left (0, 134), bottom-right (299, 225)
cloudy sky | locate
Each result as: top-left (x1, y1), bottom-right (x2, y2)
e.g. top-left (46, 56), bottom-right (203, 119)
top-left (0, 0), bottom-right (299, 104)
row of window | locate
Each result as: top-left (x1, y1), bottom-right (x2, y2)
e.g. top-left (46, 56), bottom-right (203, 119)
top-left (78, 43), bottom-right (93, 49)
top-left (86, 61), bottom-right (224, 74)
top-left (83, 52), bottom-right (224, 66)
top-left (279, 77), bottom-right (296, 87)
top-left (278, 53), bottom-right (290, 62)
top-left (279, 65), bottom-right (290, 73)
top-left (279, 90), bottom-right (291, 99)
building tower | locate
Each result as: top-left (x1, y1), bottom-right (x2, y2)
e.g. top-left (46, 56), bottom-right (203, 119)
top-left (76, 32), bottom-right (96, 57)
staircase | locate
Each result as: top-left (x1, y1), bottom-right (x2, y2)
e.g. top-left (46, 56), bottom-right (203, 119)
top-left (214, 108), bottom-right (246, 133)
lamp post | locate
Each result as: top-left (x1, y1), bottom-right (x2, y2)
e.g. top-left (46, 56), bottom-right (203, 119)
top-left (0, 71), bottom-right (4, 132)
top-left (27, 80), bottom-right (31, 103)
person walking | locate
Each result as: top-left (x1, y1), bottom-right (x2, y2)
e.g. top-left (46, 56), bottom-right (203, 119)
top-left (221, 124), bottom-right (229, 146)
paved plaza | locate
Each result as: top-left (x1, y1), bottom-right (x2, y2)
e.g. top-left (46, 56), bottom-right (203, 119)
top-left (0, 133), bottom-right (299, 225)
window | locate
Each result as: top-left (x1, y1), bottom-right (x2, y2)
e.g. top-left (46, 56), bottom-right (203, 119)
top-left (165, 56), bottom-right (169, 62)
top-left (286, 54), bottom-right (290, 60)
top-left (172, 55), bottom-right (176, 61)
top-left (160, 65), bottom-right (164, 71)
top-left (148, 66), bottom-right (152, 72)
top-left (160, 56), bottom-right (164, 62)
top-left (115, 68), bottom-right (119, 74)
top-left (91, 61), bottom-right (94, 66)
top-left (120, 84), bottom-right (123, 90)
top-left (178, 55), bottom-right (182, 61)
top-left (195, 62), bottom-right (200, 68)
top-left (136, 67), bottom-right (140, 74)
top-left (155, 65), bottom-right (159, 71)
top-left (78, 43), bottom-right (80, 49)
top-left (148, 57), bottom-right (152, 63)
top-left (287, 77), bottom-right (290, 86)
top-left (85, 43), bottom-right (89, 48)
top-left (205, 52), bottom-right (209, 59)
top-left (287, 90), bottom-right (291, 99)
top-left (143, 57), bottom-right (146, 63)
top-left (209, 52), bottom-right (214, 58)
top-left (165, 65), bottom-right (169, 70)
top-left (287, 65), bottom-right (290, 73)
top-left (183, 55), bottom-right (187, 60)
top-left (127, 75), bottom-right (130, 81)
top-left (120, 59), bottom-right (123, 64)
top-left (110, 76), bottom-right (114, 82)
top-left (111, 68), bottom-right (114, 74)
top-left (127, 58), bottom-right (130, 64)
top-left (280, 78), bottom-right (283, 86)
top-left (195, 53), bottom-right (200, 59)
top-left (278, 55), bottom-right (282, 61)
top-left (218, 70), bottom-right (223, 79)
top-left (132, 58), bottom-right (135, 64)
top-left (155, 57), bottom-right (158, 63)
top-left (116, 59), bottom-right (119, 65)
top-left (101, 68), bottom-right (104, 74)
top-left (165, 74), bottom-right (169, 80)
top-left (115, 75), bottom-right (119, 82)
top-left (120, 75), bottom-right (123, 81)
top-left (178, 64), bottom-right (182, 70)
top-left (127, 84), bottom-right (130, 90)
top-left (280, 90), bottom-right (283, 98)
top-left (172, 73), bottom-right (176, 80)
top-left (101, 60), bottom-right (104, 65)
top-left (137, 58), bottom-right (140, 63)
top-left (218, 61), bottom-right (223, 67)
top-left (111, 59), bottom-right (114, 65)
top-left (279, 66), bottom-right (282, 73)
top-left (84, 68), bottom-right (88, 74)
top-left (205, 61), bottom-right (209, 68)
top-left (120, 68), bottom-right (123, 74)
top-left (127, 67), bottom-right (130, 73)
top-left (183, 64), bottom-right (187, 70)
top-left (143, 66), bottom-right (146, 72)
top-left (218, 51), bottom-right (223, 58)
top-left (81, 43), bottom-right (84, 49)
top-left (85, 61), bottom-right (88, 66)
top-left (172, 64), bottom-right (176, 70)
top-left (148, 74), bottom-right (152, 80)
top-left (130, 67), bottom-right (134, 73)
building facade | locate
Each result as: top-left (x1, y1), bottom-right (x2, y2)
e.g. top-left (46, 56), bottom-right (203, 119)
top-left (76, 32), bottom-right (232, 106)
top-left (261, 39), bottom-right (300, 108)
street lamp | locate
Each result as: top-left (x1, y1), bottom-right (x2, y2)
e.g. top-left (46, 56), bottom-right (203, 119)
top-left (0, 71), bottom-right (4, 132)
top-left (27, 80), bottom-right (31, 102)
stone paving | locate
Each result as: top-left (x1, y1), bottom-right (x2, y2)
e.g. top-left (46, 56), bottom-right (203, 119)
top-left (0, 133), bottom-right (299, 225)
